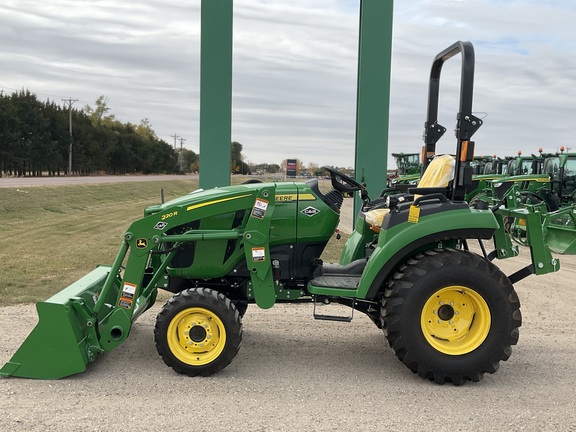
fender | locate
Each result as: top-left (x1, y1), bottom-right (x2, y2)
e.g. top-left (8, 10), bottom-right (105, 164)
top-left (356, 207), bottom-right (499, 301)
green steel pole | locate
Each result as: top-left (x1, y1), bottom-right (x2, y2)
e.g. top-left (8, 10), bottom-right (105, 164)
top-left (199, 0), bottom-right (233, 189)
top-left (354, 0), bottom-right (394, 217)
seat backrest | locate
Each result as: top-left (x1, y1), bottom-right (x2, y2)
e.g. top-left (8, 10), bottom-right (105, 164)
top-left (363, 155), bottom-right (455, 233)
top-left (419, 154), bottom-right (455, 188)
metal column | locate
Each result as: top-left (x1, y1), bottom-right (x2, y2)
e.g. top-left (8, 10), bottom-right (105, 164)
top-left (354, 0), bottom-right (394, 215)
top-left (199, 0), bottom-right (233, 189)
top-left (198, 0), bottom-right (394, 197)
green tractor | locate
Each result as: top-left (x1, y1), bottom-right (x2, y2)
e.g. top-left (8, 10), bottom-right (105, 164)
top-left (470, 147), bottom-right (576, 254)
top-left (542, 147), bottom-right (576, 205)
top-left (388, 152), bottom-right (421, 192)
top-left (481, 156), bottom-right (512, 176)
top-left (509, 148), bottom-right (576, 254)
top-left (506, 150), bottom-right (543, 176)
top-left (1, 42), bottom-right (560, 385)
top-left (470, 155), bottom-right (494, 175)
top-left (391, 152), bottom-right (421, 176)
top-left (470, 149), bottom-right (555, 212)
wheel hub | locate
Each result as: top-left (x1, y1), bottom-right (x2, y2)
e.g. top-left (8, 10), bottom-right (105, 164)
top-left (421, 286), bottom-right (491, 355)
top-left (166, 308), bottom-right (226, 365)
top-left (437, 304), bottom-right (455, 321)
top-left (189, 325), bottom-right (207, 343)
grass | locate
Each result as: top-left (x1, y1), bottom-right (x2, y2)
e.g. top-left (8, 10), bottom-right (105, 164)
top-left (0, 177), bottom-right (345, 305)
top-left (0, 180), bottom-right (197, 305)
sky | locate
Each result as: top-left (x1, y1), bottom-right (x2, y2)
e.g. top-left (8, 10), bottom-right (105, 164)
top-left (1, 0), bottom-right (576, 169)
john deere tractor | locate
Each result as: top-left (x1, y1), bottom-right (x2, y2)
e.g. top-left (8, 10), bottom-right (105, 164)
top-left (1, 42), bottom-right (560, 385)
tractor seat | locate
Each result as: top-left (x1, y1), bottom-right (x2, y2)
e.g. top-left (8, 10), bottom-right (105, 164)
top-left (364, 155), bottom-right (455, 232)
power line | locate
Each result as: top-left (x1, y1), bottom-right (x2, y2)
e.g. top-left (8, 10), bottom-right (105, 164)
top-left (0, 85), bottom-right (88, 103)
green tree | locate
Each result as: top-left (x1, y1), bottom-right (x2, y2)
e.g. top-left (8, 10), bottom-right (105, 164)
top-left (231, 141), bottom-right (242, 174)
top-left (134, 118), bottom-right (158, 140)
top-left (231, 141), bottom-right (250, 174)
top-left (42, 99), bottom-right (67, 176)
top-left (0, 89), bottom-right (181, 176)
top-left (83, 96), bottom-right (116, 127)
top-left (180, 148), bottom-right (199, 173)
top-left (0, 92), bottom-right (22, 176)
top-left (10, 90), bottom-right (51, 176)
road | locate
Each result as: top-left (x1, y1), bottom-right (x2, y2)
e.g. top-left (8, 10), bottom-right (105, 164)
top-left (0, 174), bottom-right (195, 188)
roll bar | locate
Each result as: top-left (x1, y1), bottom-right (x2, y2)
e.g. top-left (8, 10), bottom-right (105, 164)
top-left (422, 41), bottom-right (483, 201)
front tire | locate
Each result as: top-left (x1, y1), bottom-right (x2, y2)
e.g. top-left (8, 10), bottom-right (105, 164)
top-left (154, 288), bottom-right (243, 377)
top-left (381, 249), bottom-right (521, 385)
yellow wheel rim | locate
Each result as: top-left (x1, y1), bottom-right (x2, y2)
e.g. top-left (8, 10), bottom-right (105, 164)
top-left (421, 286), bottom-right (491, 355)
top-left (167, 307), bottom-right (226, 366)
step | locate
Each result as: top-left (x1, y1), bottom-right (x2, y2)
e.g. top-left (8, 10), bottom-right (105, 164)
top-left (313, 297), bottom-right (355, 322)
top-left (309, 275), bottom-right (360, 290)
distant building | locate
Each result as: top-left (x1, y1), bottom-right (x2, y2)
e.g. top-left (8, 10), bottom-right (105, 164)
top-left (286, 159), bottom-right (297, 178)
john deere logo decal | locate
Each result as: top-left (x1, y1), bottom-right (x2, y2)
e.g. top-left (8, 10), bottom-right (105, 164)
top-left (301, 206), bottom-right (320, 217)
top-left (136, 238), bottom-right (148, 248)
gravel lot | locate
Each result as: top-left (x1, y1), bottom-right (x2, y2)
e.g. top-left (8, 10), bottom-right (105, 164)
top-left (1, 178), bottom-right (575, 431)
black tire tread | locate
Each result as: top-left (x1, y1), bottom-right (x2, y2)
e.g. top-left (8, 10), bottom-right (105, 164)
top-left (154, 287), bottom-right (243, 377)
top-left (381, 248), bottom-right (521, 385)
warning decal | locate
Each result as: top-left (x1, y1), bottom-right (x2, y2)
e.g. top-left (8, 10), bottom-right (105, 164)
top-left (252, 247), bottom-right (266, 262)
top-left (118, 282), bottom-right (137, 309)
top-left (121, 282), bottom-right (137, 299)
top-left (251, 198), bottom-right (269, 219)
top-left (118, 298), bottom-right (132, 309)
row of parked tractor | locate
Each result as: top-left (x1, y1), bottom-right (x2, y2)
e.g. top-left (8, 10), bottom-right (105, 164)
top-left (389, 148), bottom-right (576, 254)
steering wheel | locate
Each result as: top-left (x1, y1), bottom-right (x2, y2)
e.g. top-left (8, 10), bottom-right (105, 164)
top-left (323, 166), bottom-right (367, 197)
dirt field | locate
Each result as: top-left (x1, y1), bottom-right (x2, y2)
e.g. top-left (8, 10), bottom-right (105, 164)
top-left (1, 180), bottom-right (575, 431)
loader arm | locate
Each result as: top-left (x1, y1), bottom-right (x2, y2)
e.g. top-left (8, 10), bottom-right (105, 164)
top-left (1, 186), bottom-right (279, 379)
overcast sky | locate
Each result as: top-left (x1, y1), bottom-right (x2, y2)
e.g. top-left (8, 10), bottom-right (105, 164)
top-left (1, 0), bottom-right (575, 169)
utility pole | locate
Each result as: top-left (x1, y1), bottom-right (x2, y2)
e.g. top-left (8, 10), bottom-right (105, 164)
top-left (170, 134), bottom-right (180, 150)
top-left (178, 137), bottom-right (187, 172)
top-left (62, 98), bottom-right (78, 176)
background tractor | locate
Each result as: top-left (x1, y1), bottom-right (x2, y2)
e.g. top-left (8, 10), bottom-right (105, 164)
top-left (469, 147), bottom-right (576, 255)
top-left (1, 42), bottom-right (560, 385)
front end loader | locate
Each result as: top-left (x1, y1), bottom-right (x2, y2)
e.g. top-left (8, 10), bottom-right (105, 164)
top-left (1, 41), bottom-right (561, 384)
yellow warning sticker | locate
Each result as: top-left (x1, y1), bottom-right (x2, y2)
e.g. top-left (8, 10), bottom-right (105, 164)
top-left (408, 205), bottom-right (420, 223)
top-left (118, 298), bottom-right (133, 309)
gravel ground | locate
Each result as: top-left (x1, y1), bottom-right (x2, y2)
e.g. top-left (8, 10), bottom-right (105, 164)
top-left (1, 251), bottom-right (575, 432)
top-left (1, 179), bottom-right (575, 431)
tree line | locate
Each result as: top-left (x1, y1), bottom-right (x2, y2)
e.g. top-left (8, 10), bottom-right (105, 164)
top-left (0, 89), bottom-right (340, 178)
top-left (0, 90), bottom-right (199, 177)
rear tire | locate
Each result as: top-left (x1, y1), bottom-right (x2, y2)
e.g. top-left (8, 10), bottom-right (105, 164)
top-left (155, 288), bottom-right (243, 377)
top-left (381, 249), bottom-right (521, 385)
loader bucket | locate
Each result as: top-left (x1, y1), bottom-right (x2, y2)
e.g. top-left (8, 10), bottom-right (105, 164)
top-left (546, 225), bottom-right (576, 254)
top-left (0, 266), bottom-right (111, 379)
top-left (545, 208), bottom-right (576, 255)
